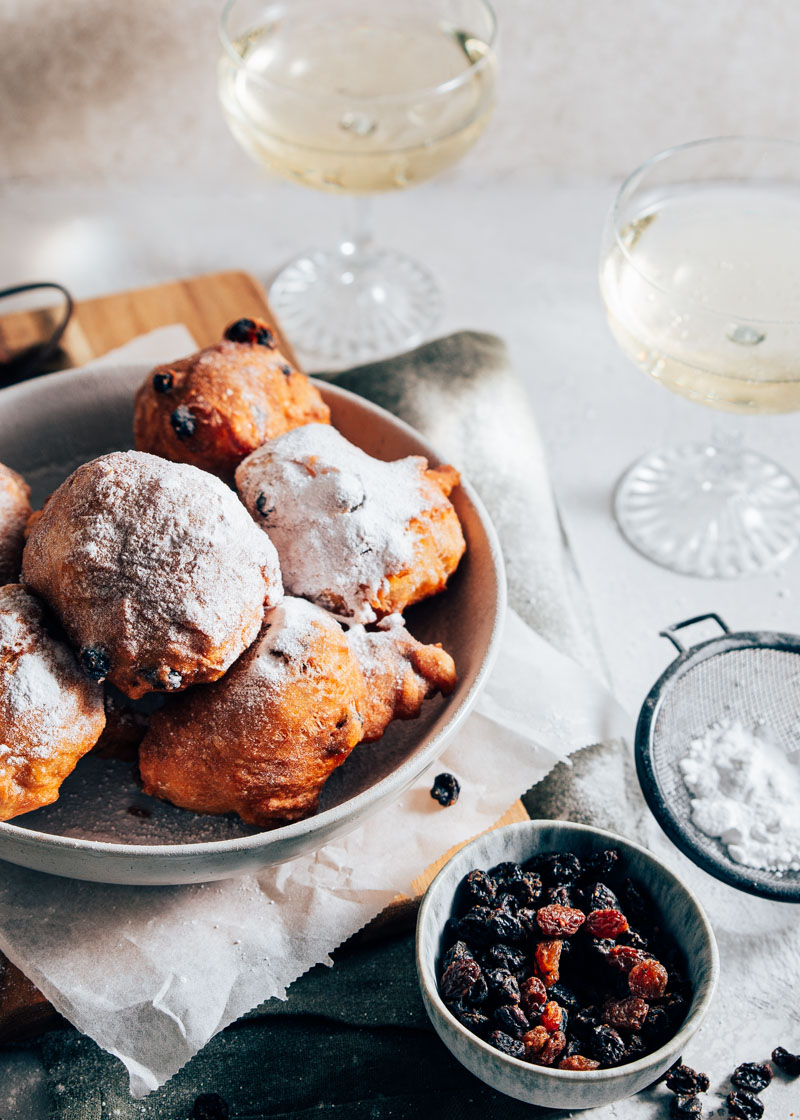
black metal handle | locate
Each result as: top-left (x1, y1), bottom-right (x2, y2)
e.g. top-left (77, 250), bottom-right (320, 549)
top-left (0, 282), bottom-right (74, 386)
top-left (659, 613), bottom-right (730, 653)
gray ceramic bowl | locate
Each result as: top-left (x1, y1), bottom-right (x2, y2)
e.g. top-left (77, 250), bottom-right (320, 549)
top-left (0, 367), bottom-right (505, 884)
top-left (417, 820), bottom-right (718, 1110)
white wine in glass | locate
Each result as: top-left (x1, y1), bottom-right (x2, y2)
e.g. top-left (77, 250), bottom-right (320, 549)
top-left (218, 0), bottom-right (497, 368)
top-left (599, 137), bottom-right (800, 578)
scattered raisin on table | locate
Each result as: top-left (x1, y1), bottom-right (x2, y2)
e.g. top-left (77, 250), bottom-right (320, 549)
top-left (558, 1054), bottom-right (600, 1070)
top-left (584, 908), bottom-right (629, 938)
top-left (670, 1096), bottom-right (703, 1119)
top-left (489, 1029), bottom-right (526, 1058)
top-left (665, 1063), bottom-right (710, 1095)
top-left (726, 1090), bottom-right (765, 1120)
top-left (430, 772), bottom-right (460, 806)
top-left (628, 958), bottom-right (668, 999)
top-left (536, 903), bottom-right (585, 937)
top-left (772, 1046), bottom-right (800, 1076)
top-left (191, 1094), bottom-right (230, 1120)
top-left (731, 1063), bottom-right (773, 1094)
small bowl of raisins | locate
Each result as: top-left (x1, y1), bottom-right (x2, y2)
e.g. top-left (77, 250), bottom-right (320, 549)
top-left (416, 820), bottom-right (718, 1109)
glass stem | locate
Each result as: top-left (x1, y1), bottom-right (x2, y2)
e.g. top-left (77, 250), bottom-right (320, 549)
top-left (339, 196), bottom-right (374, 264)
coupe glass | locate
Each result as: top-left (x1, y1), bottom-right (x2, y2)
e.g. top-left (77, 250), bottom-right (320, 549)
top-left (600, 137), bottom-right (800, 579)
top-left (218, 0), bottom-right (497, 368)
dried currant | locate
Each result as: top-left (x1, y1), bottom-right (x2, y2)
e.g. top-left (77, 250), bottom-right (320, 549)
top-left (489, 1029), bottom-right (526, 1058)
top-left (641, 1005), bottom-right (671, 1044)
top-left (255, 493), bottom-right (275, 519)
top-left (584, 909), bottom-right (629, 939)
top-left (152, 370), bottom-right (173, 393)
top-left (170, 404), bottom-right (196, 439)
top-left (487, 943), bottom-right (526, 975)
top-left (663, 993), bottom-right (688, 1026)
top-left (491, 861), bottom-right (525, 888)
top-left (558, 1054), bottom-right (600, 1070)
top-left (670, 1097), bottom-right (702, 1119)
top-left (583, 849), bottom-right (621, 879)
top-left (539, 852), bottom-right (582, 885)
top-left (485, 969), bottom-right (520, 1005)
top-left (80, 645), bottom-right (110, 681)
top-left (625, 1033), bottom-right (646, 1061)
top-left (665, 1063), bottom-right (710, 1095)
top-left (534, 939), bottom-right (563, 987)
top-left (493, 1004), bottom-right (530, 1038)
top-left (620, 878), bottom-right (650, 925)
top-left (772, 1046), bottom-right (800, 1076)
top-left (513, 871), bottom-right (543, 906)
top-left (589, 1024), bottom-right (626, 1066)
top-left (191, 1094), bottom-right (230, 1120)
top-left (441, 957), bottom-right (486, 1006)
top-left (489, 908), bottom-right (526, 944)
top-left (441, 940), bottom-right (473, 973)
top-left (585, 882), bottom-right (621, 912)
top-left (546, 884), bottom-right (582, 908)
top-left (280, 363), bottom-right (292, 377)
top-left (540, 1000), bottom-right (565, 1032)
top-left (457, 906), bottom-right (494, 946)
top-left (731, 1064), bottom-right (773, 1094)
top-left (430, 772), bottom-right (460, 806)
top-left (536, 903), bottom-right (586, 937)
top-left (726, 1090), bottom-right (764, 1120)
top-left (601, 996), bottom-right (650, 1032)
top-left (464, 869), bottom-right (497, 906)
top-left (224, 318), bottom-right (275, 347)
top-left (453, 1005), bottom-right (490, 1035)
top-left (548, 983), bottom-right (580, 1011)
top-left (571, 1006), bottom-right (601, 1040)
top-left (628, 959), bottom-right (668, 999)
top-left (519, 975), bottom-right (547, 1016)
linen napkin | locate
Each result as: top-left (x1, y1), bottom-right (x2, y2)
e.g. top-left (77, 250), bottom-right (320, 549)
top-left (0, 328), bottom-right (628, 1101)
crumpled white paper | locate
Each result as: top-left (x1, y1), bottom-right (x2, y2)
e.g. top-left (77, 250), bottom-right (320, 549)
top-left (0, 328), bottom-right (630, 1096)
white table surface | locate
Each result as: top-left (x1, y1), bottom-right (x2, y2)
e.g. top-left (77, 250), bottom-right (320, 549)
top-left (1, 173), bottom-right (798, 1118)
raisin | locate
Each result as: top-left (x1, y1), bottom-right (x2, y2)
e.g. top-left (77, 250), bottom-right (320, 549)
top-left (539, 852), bottom-right (582, 885)
top-left (522, 1026), bottom-right (551, 1057)
top-left (617, 928), bottom-right (650, 952)
top-left (495, 891), bottom-right (519, 914)
top-left (170, 404), bottom-right (196, 439)
top-left (625, 1033), bottom-right (646, 1061)
top-left (608, 945), bottom-right (651, 973)
top-left (80, 646), bottom-right (109, 681)
top-left (548, 983), bottom-right (581, 1011)
top-left (547, 884), bottom-right (582, 908)
top-left (571, 1006), bottom-right (601, 1040)
top-left (731, 1064), bottom-right (773, 1094)
top-left (671, 1097), bottom-right (703, 1118)
top-left (513, 871), bottom-right (543, 906)
top-left (536, 903), bottom-right (586, 937)
top-left (224, 318), bottom-right (275, 347)
top-left (540, 1000), bottom-right (565, 1032)
top-left (152, 370), bottom-right (173, 393)
top-left (620, 879), bottom-right (650, 925)
top-left (191, 1094), bottom-right (229, 1120)
top-left (666, 1063), bottom-right (710, 1095)
top-left (519, 976), bottom-right (547, 1016)
top-left (772, 1046), bottom-right (800, 1076)
top-left (534, 939), bottom-right (563, 987)
top-left (586, 882), bottom-right (621, 912)
top-left (588, 937), bottom-right (616, 964)
top-left (487, 943), bottom-right (526, 975)
top-left (602, 997), bottom-right (649, 1032)
top-left (485, 969), bottom-right (520, 1005)
top-left (558, 1054), bottom-right (600, 1070)
top-left (534, 1030), bottom-right (567, 1066)
top-left (491, 861), bottom-right (525, 888)
top-left (430, 772), bottom-right (459, 806)
top-left (280, 363), bottom-right (292, 377)
top-left (726, 1090), bottom-right (764, 1120)
top-left (642, 1005), bottom-right (671, 1044)
top-left (585, 909), bottom-right (629, 938)
top-left (564, 1036), bottom-right (582, 1056)
top-left (628, 959), bottom-right (668, 999)
top-left (583, 849), bottom-right (621, 879)
top-left (589, 1024), bottom-right (626, 1066)
top-left (664, 993), bottom-right (688, 1027)
top-left (441, 957), bottom-right (486, 1006)
top-left (255, 493), bottom-right (275, 519)
top-left (457, 906), bottom-right (494, 946)
top-left (489, 908), bottom-right (526, 944)
top-left (453, 1005), bottom-right (490, 1035)
top-left (464, 869), bottom-right (497, 906)
top-left (441, 940), bottom-right (473, 973)
top-left (489, 1029), bottom-right (526, 1059)
top-left (493, 1004), bottom-right (530, 1038)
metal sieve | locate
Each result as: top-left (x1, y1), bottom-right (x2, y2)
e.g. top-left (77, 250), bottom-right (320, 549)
top-left (635, 613), bottom-right (800, 903)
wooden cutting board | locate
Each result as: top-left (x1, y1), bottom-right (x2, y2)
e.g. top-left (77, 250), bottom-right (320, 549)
top-left (0, 270), bottom-right (528, 1044)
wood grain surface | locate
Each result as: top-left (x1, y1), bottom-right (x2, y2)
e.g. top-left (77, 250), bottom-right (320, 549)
top-left (0, 270), bottom-right (527, 1043)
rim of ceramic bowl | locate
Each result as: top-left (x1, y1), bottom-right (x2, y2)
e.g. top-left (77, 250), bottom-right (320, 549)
top-left (0, 377), bottom-right (507, 861)
top-left (416, 819), bottom-right (719, 1084)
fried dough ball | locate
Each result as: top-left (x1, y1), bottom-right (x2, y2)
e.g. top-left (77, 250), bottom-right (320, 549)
top-left (139, 597), bottom-right (366, 826)
top-left (347, 615), bottom-right (457, 741)
top-left (0, 585), bottom-right (105, 820)
top-left (236, 423), bottom-right (466, 623)
top-left (0, 463), bottom-right (32, 586)
top-left (22, 451), bottom-right (282, 700)
top-left (133, 318), bottom-right (330, 481)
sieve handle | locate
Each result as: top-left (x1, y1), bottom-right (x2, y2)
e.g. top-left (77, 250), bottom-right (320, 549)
top-left (659, 613), bottom-right (730, 653)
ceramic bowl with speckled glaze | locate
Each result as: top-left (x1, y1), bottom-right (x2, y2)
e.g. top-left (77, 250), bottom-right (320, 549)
top-left (0, 366), bottom-right (505, 884)
top-left (416, 820), bottom-right (718, 1110)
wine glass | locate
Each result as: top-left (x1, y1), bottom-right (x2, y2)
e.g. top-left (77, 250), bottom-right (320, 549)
top-left (599, 136), bottom-right (800, 579)
top-left (218, 0), bottom-right (497, 369)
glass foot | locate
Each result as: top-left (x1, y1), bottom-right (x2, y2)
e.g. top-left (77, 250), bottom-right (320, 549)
top-left (613, 441), bottom-right (800, 578)
top-left (269, 245), bottom-right (443, 371)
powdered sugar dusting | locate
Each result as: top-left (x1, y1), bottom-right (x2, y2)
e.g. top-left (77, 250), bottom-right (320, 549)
top-left (251, 596), bottom-right (337, 688)
top-left (236, 424), bottom-right (443, 623)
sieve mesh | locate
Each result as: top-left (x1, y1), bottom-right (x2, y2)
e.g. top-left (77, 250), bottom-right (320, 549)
top-left (641, 642), bottom-right (800, 901)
